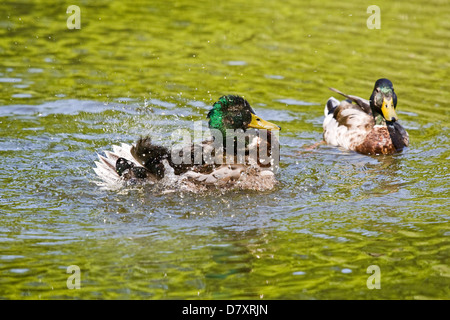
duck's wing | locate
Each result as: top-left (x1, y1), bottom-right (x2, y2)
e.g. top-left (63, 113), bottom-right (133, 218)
top-left (323, 99), bottom-right (375, 151)
top-left (329, 87), bottom-right (372, 114)
top-left (183, 164), bottom-right (245, 185)
top-left (182, 164), bottom-right (277, 191)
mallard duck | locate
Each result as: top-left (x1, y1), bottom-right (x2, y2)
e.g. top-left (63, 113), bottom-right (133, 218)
top-left (94, 95), bottom-right (281, 191)
top-left (323, 78), bottom-right (409, 155)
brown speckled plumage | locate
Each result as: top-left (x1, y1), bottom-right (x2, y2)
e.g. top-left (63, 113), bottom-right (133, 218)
top-left (354, 126), bottom-right (396, 154)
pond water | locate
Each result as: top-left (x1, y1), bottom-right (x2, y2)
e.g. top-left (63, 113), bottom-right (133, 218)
top-left (0, 0), bottom-right (449, 299)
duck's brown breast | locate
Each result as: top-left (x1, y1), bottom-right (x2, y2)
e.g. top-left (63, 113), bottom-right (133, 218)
top-left (354, 126), bottom-right (397, 155)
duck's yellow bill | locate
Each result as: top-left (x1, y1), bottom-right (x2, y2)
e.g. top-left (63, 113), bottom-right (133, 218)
top-left (248, 113), bottom-right (281, 130)
top-left (381, 97), bottom-right (398, 122)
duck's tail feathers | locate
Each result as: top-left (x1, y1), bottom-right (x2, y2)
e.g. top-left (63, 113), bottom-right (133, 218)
top-left (131, 136), bottom-right (170, 179)
top-left (325, 97), bottom-right (340, 116)
top-left (328, 87), bottom-right (372, 113)
top-left (94, 143), bottom-right (135, 186)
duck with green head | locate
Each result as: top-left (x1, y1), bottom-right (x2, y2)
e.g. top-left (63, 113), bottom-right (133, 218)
top-left (323, 78), bottom-right (409, 155)
top-left (207, 95), bottom-right (280, 139)
top-left (94, 95), bottom-right (281, 191)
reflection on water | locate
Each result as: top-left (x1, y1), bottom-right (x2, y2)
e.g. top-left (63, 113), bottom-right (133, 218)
top-left (0, 0), bottom-right (449, 299)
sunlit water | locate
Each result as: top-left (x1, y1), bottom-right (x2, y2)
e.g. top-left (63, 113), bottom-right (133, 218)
top-left (0, 0), bottom-right (449, 299)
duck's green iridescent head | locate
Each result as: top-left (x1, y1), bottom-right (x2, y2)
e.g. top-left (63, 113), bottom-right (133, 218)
top-left (369, 78), bottom-right (399, 123)
top-left (207, 95), bottom-right (280, 137)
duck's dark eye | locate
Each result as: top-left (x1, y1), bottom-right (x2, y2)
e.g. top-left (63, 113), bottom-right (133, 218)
top-left (256, 118), bottom-right (261, 121)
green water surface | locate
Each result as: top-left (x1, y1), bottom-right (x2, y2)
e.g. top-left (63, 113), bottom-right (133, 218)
top-left (0, 0), bottom-right (449, 299)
